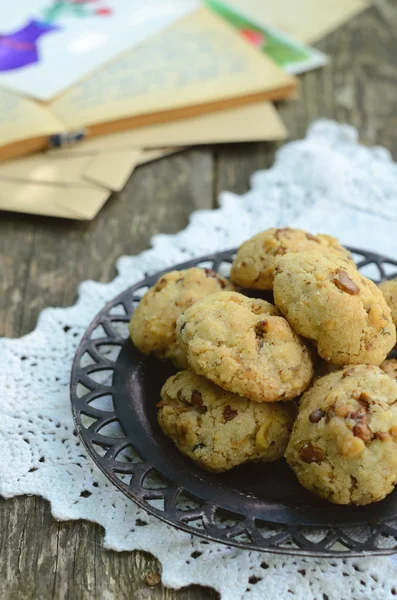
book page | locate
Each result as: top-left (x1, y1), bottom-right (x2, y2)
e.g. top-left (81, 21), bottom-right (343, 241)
top-left (0, 87), bottom-right (63, 147)
top-left (206, 0), bottom-right (328, 75)
top-left (226, 0), bottom-right (370, 44)
top-left (50, 8), bottom-right (294, 130)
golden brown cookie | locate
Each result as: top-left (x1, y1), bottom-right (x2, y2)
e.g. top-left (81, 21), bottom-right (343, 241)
top-left (176, 291), bottom-right (314, 403)
top-left (381, 359), bottom-right (397, 381)
top-left (230, 228), bottom-right (354, 291)
top-left (129, 267), bottom-right (232, 368)
top-left (285, 365), bottom-right (397, 505)
top-left (158, 370), bottom-right (296, 472)
top-left (273, 251), bottom-right (396, 366)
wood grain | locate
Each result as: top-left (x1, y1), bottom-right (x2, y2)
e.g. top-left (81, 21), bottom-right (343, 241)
top-left (1, 2), bottom-right (397, 597)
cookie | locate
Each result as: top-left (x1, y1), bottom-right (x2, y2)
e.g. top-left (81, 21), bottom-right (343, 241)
top-left (176, 291), bottom-right (314, 402)
top-left (230, 228), bottom-right (354, 291)
top-left (273, 251), bottom-right (396, 366)
top-left (158, 370), bottom-right (296, 472)
top-left (379, 277), bottom-right (397, 337)
top-left (381, 359), bottom-right (397, 381)
top-left (285, 365), bottom-right (397, 505)
top-left (129, 268), bottom-right (232, 368)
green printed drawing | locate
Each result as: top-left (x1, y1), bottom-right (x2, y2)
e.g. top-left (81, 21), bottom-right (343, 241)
top-left (0, 0), bottom-right (113, 73)
top-left (42, 0), bottom-right (113, 23)
top-left (206, 0), bottom-right (311, 68)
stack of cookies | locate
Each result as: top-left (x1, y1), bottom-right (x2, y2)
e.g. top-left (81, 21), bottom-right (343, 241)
top-left (129, 228), bottom-right (397, 506)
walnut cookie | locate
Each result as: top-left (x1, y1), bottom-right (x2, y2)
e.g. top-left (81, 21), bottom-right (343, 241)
top-left (158, 370), bottom-right (297, 472)
top-left (285, 365), bottom-right (397, 505)
top-left (176, 291), bottom-right (314, 403)
top-left (273, 251), bottom-right (396, 366)
top-left (129, 267), bottom-right (232, 369)
top-left (230, 227), bottom-right (354, 291)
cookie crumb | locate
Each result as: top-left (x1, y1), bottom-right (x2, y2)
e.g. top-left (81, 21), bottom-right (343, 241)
top-left (145, 572), bottom-right (161, 587)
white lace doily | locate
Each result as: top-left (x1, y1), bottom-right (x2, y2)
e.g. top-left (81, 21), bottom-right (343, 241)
top-left (2, 120), bottom-right (397, 599)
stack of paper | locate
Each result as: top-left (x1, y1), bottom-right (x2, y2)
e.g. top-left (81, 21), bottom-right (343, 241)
top-left (0, 0), bottom-right (370, 219)
top-left (0, 103), bottom-right (286, 219)
top-left (0, 147), bottom-right (178, 219)
top-left (0, 7), bottom-right (296, 161)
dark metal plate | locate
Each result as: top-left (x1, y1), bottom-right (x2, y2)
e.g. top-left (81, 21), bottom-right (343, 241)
top-left (70, 247), bottom-right (397, 556)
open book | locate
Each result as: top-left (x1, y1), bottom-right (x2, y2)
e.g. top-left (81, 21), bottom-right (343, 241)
top-left (0, 8), bottom-right (296, 162)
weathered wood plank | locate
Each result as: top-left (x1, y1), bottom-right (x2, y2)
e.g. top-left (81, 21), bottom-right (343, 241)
top-left (0, 150), bottom-right (218, 600)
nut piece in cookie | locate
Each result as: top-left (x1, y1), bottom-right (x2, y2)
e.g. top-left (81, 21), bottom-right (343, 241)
top-left (285, 365), bottom-right (397, 505)
top-left (129, 268), bottom-right (232, 369)
top-left (158, 370), bottom-right (297, 472)
top-left (381, 359), bottom-right (397, 381)
top-left (379, 277), bottom-right (397, 341)
top-left (176, 291), bottom-right (314, 403)
top-left (230, 228), bottom-right (354, 291)
top-left (273, 251), bottom-right (396, 366)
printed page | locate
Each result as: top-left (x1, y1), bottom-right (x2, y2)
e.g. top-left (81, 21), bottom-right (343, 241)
top-left (49, 8), bottom-right (294, 130)
top-left (226, 0), bottom-right (370, 44)
top-left (206, 0), bottom-right (328, 75)
top-left (0, 87), bottom-right (63, 147)
top-left (0, 0), bottom-right (199, 100)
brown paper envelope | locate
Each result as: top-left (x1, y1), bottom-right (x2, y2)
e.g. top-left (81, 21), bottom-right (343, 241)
top-left (0, 181), bottom-right (110, 220)
top-left (83, 148), bottom-right (181, 191)
top-left (0, 154), bottom-right (93, 185)
top-left (228, 0), bottom-right (370, 44)
top-left (49, 102), bottom-right (287, 157)
top-left (0, 146), bottom-right (182, 219)
top-left (83, 150), bottom-right (143, 191)
top-left (135, 148), bottom-right (184, 164)
top-left (0, 147), bottom-right (178, 191)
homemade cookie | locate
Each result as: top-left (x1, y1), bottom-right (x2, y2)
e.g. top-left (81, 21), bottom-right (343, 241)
top-left (176, 291), bottom-right (314, 402)
top-left (158, 370), bottom-right (296, 472)
top-left (230, 228), bottom-right (353, 291)
top-left (285, 365), bottom-right (397, 505)
top-left (381, 359), bottom-right (397, 382)
top-left (129, 268), bottom-right (232, 368)
top-left (379, 277), bottom-right (397, 335)
top-left (273, 252), bottom-right (396, 366)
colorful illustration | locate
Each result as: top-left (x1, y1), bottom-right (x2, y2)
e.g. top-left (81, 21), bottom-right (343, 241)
top-left (0, 20), bottom-right (59, 72)
top-left (0, 0), bottom-right (113, 72)
top-left (0, 0), bottom-right (199, 100)
top-left (206, 0), bottom-right (328, 75)
top-left (42, 0), bottom-right (113, 22)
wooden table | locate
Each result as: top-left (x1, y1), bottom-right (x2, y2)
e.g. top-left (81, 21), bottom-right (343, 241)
top-left (1, 3), bottom-right (397, 598)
